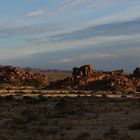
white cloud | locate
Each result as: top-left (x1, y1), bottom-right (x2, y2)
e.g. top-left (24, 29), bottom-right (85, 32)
top-left (26, 10), bottom-right (44, 18)
top-left (43, 0), bottom-right (121, 19)
top-left (53, 58), bottom-right (74, 64)
top-left (89, 4), bottom-right (140, 27)
top-left (52, 52), bottom-right (115, 64)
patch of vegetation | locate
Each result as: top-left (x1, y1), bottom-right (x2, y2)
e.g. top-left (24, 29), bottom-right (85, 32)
top-left (76, 132), bottom-right (90, 139)
top-left (55, 98), bottom-right (67, 110)
top-left (4, 95), bottom-right (14, 101)
top-left (128, 122), bottom-right (140, 130)
top-left (38, 95), bottom-right (47, 102)
top-left (23, 96), bottom-right (39, 104)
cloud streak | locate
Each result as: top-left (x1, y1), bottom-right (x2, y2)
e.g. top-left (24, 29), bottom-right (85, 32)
top-left (0, 33), bottom-right (140, 60)
top-left (26, 10), bottom-right (44, 18)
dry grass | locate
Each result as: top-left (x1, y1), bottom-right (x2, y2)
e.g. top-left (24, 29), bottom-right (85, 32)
top-left (0, 96), bottom-right (139, 140)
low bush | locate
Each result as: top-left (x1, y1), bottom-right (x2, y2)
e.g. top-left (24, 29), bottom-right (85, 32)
top-left (23, 96), bottom-right (39, 104)
top-left (38, 95), bottom-right (47, 102)
top-left (128, 122), bottom-right (140, 130)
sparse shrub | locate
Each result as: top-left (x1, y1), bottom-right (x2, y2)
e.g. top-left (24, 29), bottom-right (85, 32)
top-left (76, 132), bottom-right (90, 139)
top-left (66, 126), bottom-right (73, 130)
top-left (4, 95), bottom-right (14, 101)
top-left (55, 98), bottom-right (78, 116)
top-left (0, 134), bottom-right (9, 140)
top-left (128, 122), bottom-right (140, 130)
top-left (76, 91), bottom-right (83, 95)
top-left (0, 95), bottom-right (3, 101)
top-left (121, 94), bottom-right (127, 98)
top-left (60, 132), bottom-right (65, 137)
top-left (109, 126), bottom-right (119, 135)
top-left (55, 98), bottom-right (67, 109)
top-left (46, 129), bottom-right (58, 136)
top-left (102, 93), bottom-right (108, 98)
top-left (21, 108), bottom-right (39, 123)
top-left (23, 96), bottom-right (39, 104)
top-left (38, 95), bottom-right (47, 102)
top-left (103, 126), bottom-right (119, 139)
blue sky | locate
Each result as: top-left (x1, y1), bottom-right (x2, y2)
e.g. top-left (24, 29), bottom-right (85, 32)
top-left (0, 0), bottom-right (140, 71)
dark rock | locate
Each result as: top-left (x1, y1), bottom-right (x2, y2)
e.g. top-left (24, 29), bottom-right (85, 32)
top-left (133, 67), bottom-right (140, 77)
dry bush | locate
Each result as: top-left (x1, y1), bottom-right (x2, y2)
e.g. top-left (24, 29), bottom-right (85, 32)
top-left (23, 96), bottom-right (40, 104)
top-left (128, 122), bottom-right (140, 130)
top-left (4, 95), bottom-right (14, 101)
top-left (55, 98), bottom-right (67, 110)
top-left (38, 95), bottom-right (47, 102)
top-left (75, 132), bottom-right (90, 140)
top-left (20, 108), bottom-right (39, 123)
top-left (103, 126), bottom-right (119, 139)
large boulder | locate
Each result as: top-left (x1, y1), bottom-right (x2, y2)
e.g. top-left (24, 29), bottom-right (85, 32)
top-left (72, 64), bottom-right (95, 78)
top-left (80, 64), bottom-right (95, 77)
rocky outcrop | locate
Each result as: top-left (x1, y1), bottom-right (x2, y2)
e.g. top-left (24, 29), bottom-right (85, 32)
top-left (72, 64), bottom-right (95, 79)
top-left (105, 75), bottom-right (134, 92)
top-left (48, 64), bottom-right (140, 92)
top-left (0, 66), bottom-right (48, 87)
top-left (1, 64), bottom-right (139, 92)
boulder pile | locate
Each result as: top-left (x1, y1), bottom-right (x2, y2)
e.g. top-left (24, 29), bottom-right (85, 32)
top-left (48, 64), bottom-right (140, 92)
top-left (1, 64), bottom-right (140, 92)
top-left (0, 66), bottom-right (48, 87)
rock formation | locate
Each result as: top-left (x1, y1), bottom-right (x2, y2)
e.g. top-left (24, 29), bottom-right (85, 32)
top-left (48, 64), bottom-right (140, 92)
top-left (72, 64), bottom-right (95, 79)
top-left (0, 64), bottom-right (140, 92)
top-left (0, 66), bottom-right (48, 87)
